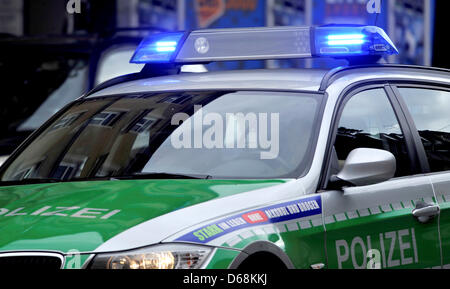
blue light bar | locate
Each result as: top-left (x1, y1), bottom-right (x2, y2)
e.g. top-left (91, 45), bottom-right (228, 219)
top-left (130, 32), bottom-right (186, 63)
top-left (130, 25), bottom-right (398, 64)
top-left (313, 26), bottom-right (398, 56)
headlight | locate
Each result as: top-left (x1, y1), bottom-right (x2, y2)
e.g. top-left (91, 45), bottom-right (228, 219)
top-left (89, 244), bottom-right (213, 269)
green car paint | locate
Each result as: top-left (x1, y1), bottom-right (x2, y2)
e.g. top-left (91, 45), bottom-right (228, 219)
top-left (204, 248), bottom-right (241, 269)
top-left (437, 195), bottom-right (450, 267)
top-left (211, 221), bottom-right (325, 269)
top-left (325, 203), bottom-right (441, 269)
top-left (0, 179), bottom-right (286, 254)
top-left (189, 221), bottom-right (325, 270)
top-left (2, 177), bottom-right (438, 269)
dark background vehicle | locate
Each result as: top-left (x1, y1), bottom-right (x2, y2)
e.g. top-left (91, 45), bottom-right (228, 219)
top-left (0, 31), bottom-right (154, 159)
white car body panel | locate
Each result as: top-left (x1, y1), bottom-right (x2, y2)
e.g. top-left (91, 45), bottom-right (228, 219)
top-left (87, 69), bottom-right (328, 98)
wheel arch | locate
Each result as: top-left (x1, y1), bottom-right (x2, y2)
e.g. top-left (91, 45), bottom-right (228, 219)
top-left (228, 241), bottom-right (295, 269)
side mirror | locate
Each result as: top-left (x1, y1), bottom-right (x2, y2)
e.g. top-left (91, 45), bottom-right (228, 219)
top-left (329, 148), bottom-right (396, 189)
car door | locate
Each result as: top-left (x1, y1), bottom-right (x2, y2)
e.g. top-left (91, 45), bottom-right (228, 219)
top-left (393, 85), bottom-right (450, 268)
top-left (321, 86), bottom-right (441, 269)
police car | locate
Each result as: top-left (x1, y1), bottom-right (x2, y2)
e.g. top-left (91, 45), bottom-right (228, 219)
top-left (0, 25), bottom-right (449, 269)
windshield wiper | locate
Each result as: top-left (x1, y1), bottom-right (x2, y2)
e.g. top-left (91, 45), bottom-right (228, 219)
top-left (112, 172), bottom-right (212, 180)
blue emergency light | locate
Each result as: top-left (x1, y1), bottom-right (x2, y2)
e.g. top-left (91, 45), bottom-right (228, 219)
top-left (314, 26), bottom-right (397, 56)
top-left (130, 25), bottom-right (398, 64)
top-left (131, 32), bottom-right (185, 63)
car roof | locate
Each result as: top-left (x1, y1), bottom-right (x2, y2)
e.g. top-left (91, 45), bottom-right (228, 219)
top-left (87, 68), bottom-right (329, 97)
top-left (86, 65), bottom-right (450, 98)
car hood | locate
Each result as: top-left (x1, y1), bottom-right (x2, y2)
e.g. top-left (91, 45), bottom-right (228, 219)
top-left (0, 179), bottom-right (284, 254)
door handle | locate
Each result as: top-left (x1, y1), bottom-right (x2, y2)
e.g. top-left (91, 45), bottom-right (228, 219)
top-left (412, 202), bottom-right (440, 223)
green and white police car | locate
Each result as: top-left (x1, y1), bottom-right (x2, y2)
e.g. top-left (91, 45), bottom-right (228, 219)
top-left (0, 25), bottom-right (449, 269)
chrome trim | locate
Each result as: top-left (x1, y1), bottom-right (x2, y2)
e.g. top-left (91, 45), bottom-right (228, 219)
top-left (81, 254), bottom-right (96, 269)
top-left (0, 251), bottom-right (65, 269)
top-left (199, 248), bottom-right (217, 269)
top-left (310, 263), bottom-right (325, 269)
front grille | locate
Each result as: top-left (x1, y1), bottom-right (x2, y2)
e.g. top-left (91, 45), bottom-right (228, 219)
top-left (0, 254), bottom-right (63, 269)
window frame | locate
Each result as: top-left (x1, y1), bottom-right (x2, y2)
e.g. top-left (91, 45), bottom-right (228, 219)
top-left (390, 83), bottom-right (450, 175)
top-left (319, 82), bottom-right (423, 190)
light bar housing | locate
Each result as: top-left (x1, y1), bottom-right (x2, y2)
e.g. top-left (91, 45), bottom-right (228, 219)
top-left (130, 25), bottom-right (398, 64)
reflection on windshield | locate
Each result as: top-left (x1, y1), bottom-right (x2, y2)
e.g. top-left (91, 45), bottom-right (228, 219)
top-left (0, 91), bottom-right (322, 183)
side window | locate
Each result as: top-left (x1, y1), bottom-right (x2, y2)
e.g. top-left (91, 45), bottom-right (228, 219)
top-left (399, 88), bottom-right (450, 173)
top-left (334, 88), bottom-right (412, 177)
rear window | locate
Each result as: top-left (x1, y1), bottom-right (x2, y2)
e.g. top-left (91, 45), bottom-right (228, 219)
top-left (0, 90), bottom-right (323, 182)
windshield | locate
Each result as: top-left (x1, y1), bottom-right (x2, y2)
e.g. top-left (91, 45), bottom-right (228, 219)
top-left (0, 90), bottom-right (323, 183)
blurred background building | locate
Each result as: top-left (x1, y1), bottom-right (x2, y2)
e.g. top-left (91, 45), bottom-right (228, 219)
top-left (0, 1), bottom-right (447, 67)
top-left (0, 0), bottom-right (447, 162)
